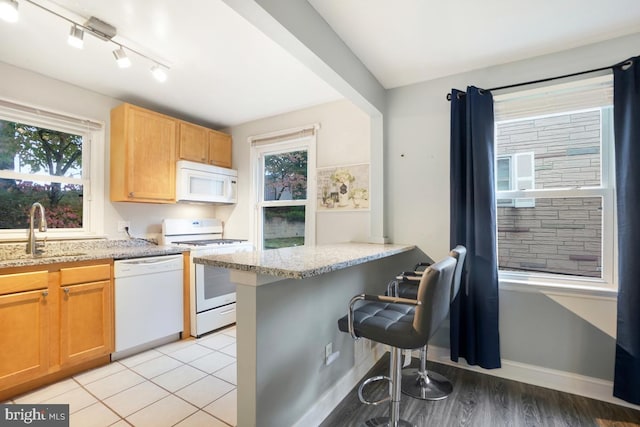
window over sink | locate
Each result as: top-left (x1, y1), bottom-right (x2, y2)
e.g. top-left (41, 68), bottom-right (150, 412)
top-left (0, 99), bottom-right (104, 240)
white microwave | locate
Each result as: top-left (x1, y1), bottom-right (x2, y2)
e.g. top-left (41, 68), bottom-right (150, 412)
top-left (176, 160), bottom-right (238, 204)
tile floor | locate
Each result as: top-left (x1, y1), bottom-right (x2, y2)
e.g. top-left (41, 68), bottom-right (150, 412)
top-left (5, 326), bottom-right (238, 427)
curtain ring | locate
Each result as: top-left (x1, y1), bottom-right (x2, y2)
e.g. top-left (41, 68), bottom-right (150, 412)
top-left (621, 60), bottom-right (633, 71)
top-left (457, 92), bottom-right (465, 100)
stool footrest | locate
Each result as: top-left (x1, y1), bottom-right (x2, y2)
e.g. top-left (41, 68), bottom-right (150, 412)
top-left (357, 375), bottom-right (391, 406)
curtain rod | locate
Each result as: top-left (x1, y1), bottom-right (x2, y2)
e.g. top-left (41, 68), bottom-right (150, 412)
top-left (445, 55), bottom-right (637, 101)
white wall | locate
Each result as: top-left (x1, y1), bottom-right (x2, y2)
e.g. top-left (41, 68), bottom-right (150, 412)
top-left (0, 62), bottom-right (215, 240)
top-left (385, 32), bottom-right (640, 382)
top-left (218, 99), bottom-right (371, 244)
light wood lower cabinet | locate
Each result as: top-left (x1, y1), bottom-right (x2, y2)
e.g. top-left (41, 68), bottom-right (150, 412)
top-left (0, 287), bottom-right (49, 390)
top-left (0, 261), bottom-right (113, 399)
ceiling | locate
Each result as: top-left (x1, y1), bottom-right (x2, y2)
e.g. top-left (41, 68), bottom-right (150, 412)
top-left (0, 0), bottom-right (342, 128)
top-left (1, 1), bottom-right (640, 129)
top-left (309, 0), bottom-right (640, 89)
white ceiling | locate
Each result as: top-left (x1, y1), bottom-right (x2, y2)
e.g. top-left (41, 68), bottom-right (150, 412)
top-left (1, 1), bottom-right (640, 129)
top-left (0, 0), bottom-right (342, 128)
top-left (309, 0), bottom-right (640, 89)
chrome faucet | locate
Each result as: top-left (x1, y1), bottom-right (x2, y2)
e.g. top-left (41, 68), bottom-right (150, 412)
top-left (26, 202), bottom-right (47, 255)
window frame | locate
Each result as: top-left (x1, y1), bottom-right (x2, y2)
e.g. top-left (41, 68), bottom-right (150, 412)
top-left (0, 99), bottom-right (105, 240)
top-left (495, 106), bottom-right (616, 293)
top-left (249, 132), bottom-right (317, 250)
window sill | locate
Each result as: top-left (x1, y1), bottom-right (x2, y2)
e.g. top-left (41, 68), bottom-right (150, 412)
top-left (499, 277), bottom-right (617, 300)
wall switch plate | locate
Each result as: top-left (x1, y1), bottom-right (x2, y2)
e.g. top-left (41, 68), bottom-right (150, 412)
top-left (117, 221), bottom-right (130, 232)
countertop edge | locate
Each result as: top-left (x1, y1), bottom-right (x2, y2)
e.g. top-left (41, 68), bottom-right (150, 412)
top-left (194, 244), bottom-right (416, 279)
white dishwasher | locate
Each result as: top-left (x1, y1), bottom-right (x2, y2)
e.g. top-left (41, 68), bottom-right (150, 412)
top-left (113, 254), bottom-right (184, 359)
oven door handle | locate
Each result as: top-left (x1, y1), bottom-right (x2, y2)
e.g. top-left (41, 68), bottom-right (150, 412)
top-left (219, 307), bottom-right (236, 315)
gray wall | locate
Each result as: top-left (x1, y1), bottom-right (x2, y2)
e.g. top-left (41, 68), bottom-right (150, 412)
top-left (385, 33), bottom-right (640, 381)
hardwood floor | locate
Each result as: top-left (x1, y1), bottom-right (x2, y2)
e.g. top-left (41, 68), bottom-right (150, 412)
top-left (320, 354), bottom-right (640, 427)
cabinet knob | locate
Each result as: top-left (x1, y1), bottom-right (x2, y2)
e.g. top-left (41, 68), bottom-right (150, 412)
top-left (42, 290), bottom-right (49, 298)
top-left (129, 192), bottom-right (134, 197)
top-left (64, 288), bottom-right (70, 295)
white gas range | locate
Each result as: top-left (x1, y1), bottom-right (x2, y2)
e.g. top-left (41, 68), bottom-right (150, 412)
top-left (161, 218), bottom-right (253, 337)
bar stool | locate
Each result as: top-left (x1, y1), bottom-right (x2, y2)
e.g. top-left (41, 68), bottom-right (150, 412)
top-left (338, 256), bottom-right (457, 426)
top-left (399, 246), bottom-right (467, 401)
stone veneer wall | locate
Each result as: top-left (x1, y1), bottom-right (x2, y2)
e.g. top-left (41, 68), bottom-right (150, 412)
top-left (496, 110), bottom-right (602, 277)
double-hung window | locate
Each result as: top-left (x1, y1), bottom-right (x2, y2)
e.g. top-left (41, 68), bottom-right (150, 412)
top-left (494, 75), bottom-right (615, 290)
top-left (0, 99), bottom-right (104, 239)
top-left (250, 126), bottom-right (317, 250)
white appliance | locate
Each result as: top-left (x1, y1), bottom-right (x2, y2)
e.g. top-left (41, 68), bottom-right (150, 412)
top-left (113, 254), bottom-right (184, 359)
top-left (162, 218), bottom-right (253, 337)
top-left (176, 160), bottom-right (237, 204)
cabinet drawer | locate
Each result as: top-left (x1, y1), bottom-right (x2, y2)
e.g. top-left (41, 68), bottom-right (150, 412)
top-left (60, 264), bottom-right (111, 286)
top-left (0, 271), bottom-right (49, 295)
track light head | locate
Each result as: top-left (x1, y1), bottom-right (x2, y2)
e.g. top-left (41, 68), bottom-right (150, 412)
top-left (113, 46), bottom-right (131, 68)
top-left (68, 25), bottom-right (84, 49)
top-left (150, 64), bottom-right (168, 82)
top-left (0, 0), bottom-right (19, 23)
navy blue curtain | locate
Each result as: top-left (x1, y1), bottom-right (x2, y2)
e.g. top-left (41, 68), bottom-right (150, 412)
top-left (449, 86), bottom-right (501, 369)
top-left (613, 56), bottom-right (640, 404)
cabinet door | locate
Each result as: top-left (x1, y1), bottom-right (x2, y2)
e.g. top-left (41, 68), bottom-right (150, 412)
top-left (126, 106), bottom-right (177, 202)
top-left (59, 280), bottom-right (112, 367)
top-left (178, 122), bottom-right (209, 163)
top-left (0, 289), bottom-right (49, 389)
top-left (208, 130), bottom-right (232, 168)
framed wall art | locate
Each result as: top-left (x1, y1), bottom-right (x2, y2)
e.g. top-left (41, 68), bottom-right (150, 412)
top-left (317, 163), bottom-right (370, 211)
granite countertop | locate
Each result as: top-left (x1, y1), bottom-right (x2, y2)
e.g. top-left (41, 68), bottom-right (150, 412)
top-left (193, 242), bottom-right (415, 279)
top-left (0, 239), bottom-right (187, 269)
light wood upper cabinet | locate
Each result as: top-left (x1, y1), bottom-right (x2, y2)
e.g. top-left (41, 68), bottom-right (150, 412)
top-left (209, 130), bottom-right (232, 168)
top-left (111, 103), bottom-right (177, 203)
top-left (0, 286), bottom-right (49, 390)
top-left (177, 121), bottom-right (233, 168)
top-left (178, 122), bottom-right (209, 163)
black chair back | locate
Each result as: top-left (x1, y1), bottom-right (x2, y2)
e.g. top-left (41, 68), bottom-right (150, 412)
top-left (413, 256), bottom-right (456, 339)
top-left (449, 245), bottom-right (467, 301)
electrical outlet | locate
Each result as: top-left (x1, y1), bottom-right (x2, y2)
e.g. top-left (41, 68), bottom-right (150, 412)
top-left (117, 221), bottom-right (130, 232)
top-left (325, 342), bottom-right (333, 362)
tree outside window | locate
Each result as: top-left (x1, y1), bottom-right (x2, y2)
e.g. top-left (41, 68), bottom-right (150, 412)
top-left (0, 119), bottom-right (84, 229)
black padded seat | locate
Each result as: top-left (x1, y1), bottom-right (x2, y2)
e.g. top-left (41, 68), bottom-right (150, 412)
top-left (338, 302), bottom-right (417, 348)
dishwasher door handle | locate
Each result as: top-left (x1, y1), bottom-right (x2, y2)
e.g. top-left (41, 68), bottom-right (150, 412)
top-left (119, 256), bottom-right (181, 266)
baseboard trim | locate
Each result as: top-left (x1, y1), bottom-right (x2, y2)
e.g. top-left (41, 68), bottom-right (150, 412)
top-left (292, 343), bottom-right (385, 427)
top-left (427, 345), bottom-right (640, 411)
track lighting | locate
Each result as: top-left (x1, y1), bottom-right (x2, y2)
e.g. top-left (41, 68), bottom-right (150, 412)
top-left (113, 46), bottom-right (131, 68)
top-left (67, 24), bottom-right (84, 49)
top-left (150, 64), bottom-right (168, 83)
top-left (0, 0), bottom-right (19, 23)
top-left (5, 0), bottom-right (170, 82)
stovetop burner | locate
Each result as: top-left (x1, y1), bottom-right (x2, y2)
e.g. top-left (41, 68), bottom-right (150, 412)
top-left (174, 239), bottom-right (247, 246)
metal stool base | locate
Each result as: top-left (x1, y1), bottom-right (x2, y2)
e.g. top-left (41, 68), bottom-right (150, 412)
top-left (363, 416), bottom-right (414, 426)
top-left (401, 367), bottom-right (453, 401)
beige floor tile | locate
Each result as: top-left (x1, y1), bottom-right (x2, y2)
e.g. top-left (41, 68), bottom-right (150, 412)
top-left (219, 343), bottom-right (236, 358)
top-left (74, 362), bottom-right (126, 386)
top-left (108, 421), bottom-right (131, 427)
top-left (41, 386), bottom-right (98, 414)
top-left (84, 369), bottom-right (146, 400)
top-left (197, 334), bottom-right (235, 351)
top-left (188, 351), bottom-right (235, 374)
top-left (154, 339), bottom-right (197, 355)
top-left (125, 394), bottom-right (197, 427)
top-left (118, 349), bottom-right (163, 368)
top-left (167, 344), bottom-right (214, 363)
top-left (204, 389), bottom-right (237, 426)
top-left (213, 363), bottom-right (236, 386)
top-left (129, 355), bottom-right (183, 379)
top-left (174, 410), bottom-right (229, 427)
top-left (103, 380), bottom-right (169, 417)
top-left (175, 376), bottom-right (235, 408)
top-left (70, 402), bottom-right (121, 427)
top-left (14, 378), bottom-right (79, 404)
top-left (151, 365), bottom-right (207, 393)
top-left (220, 326), bottom-right (236, 338)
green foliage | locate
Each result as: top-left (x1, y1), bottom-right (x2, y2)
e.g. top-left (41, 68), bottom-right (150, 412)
top-left (264, 150), bottom-right (307, 201)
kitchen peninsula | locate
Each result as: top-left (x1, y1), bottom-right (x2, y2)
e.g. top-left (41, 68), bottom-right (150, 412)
top-left (194, 242), bottom-right (420, 427)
